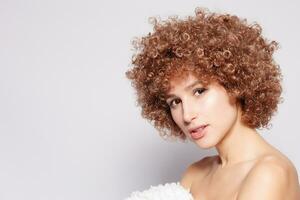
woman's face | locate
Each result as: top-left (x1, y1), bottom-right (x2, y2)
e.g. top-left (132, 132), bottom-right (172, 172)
top-left (166, 73), bottom-right (239, 148)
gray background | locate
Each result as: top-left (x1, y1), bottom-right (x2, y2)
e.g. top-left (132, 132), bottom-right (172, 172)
top-left (0, 0), bottom-right (299, 199)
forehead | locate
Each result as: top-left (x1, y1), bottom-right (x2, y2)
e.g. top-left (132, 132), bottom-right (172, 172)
top-left (166, 73), bottom-right (207, 96)
top-left (169, 73), bottom-right (200, 89)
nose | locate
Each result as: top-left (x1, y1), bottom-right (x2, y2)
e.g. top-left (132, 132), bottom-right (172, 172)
top-left (182, 101), bottom-right (197, 124)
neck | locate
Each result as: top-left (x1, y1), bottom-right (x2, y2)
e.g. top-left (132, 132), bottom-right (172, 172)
top-left (215, 110), bottom-right (273, 168)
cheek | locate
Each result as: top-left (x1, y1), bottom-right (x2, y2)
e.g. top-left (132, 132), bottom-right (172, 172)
top-left (170, 109), bottom-right (189, 134)
top-left (203, 89), bottom-right (238, 129)
top-left (171, 110), bottom-right (182, 127)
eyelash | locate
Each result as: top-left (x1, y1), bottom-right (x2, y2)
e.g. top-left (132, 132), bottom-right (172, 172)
top-left (168, 88), bottom-right (206, 108)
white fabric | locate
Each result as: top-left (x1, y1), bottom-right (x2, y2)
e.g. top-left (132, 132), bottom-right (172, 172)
top-left (124, 182), bottom-right (194, 200)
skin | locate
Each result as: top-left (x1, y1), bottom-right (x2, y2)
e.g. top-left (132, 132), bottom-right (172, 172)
top-left (166, 73), bottom-right (300, 200)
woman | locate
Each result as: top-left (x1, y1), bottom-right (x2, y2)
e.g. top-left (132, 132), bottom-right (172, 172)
top-left (126, 8), bottom-right (300, 199)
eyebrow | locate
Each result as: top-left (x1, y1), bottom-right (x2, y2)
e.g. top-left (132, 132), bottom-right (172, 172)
top-left (166, 80), bottom-right (202, 99)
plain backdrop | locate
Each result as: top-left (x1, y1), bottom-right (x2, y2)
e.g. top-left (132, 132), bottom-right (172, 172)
top-left (0, 0), bottom-right (299, 199)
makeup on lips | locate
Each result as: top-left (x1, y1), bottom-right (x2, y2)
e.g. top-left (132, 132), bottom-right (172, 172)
top-left (189, 125), bottom-right (208, 140)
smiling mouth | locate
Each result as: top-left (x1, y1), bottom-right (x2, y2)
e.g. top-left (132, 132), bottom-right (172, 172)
top-left (189, 125), bottom-right (208, 140)
top-left (189, 125), bottom-right (208, 134)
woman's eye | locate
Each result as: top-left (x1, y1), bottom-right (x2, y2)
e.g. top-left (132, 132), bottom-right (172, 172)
top-left (194, 88), bottom-right (206, 96)
top-left (169, 99), bottom-right (181, 108)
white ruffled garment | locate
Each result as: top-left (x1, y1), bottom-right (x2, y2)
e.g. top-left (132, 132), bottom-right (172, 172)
top-left (124, 182), bottom-right (194, 200)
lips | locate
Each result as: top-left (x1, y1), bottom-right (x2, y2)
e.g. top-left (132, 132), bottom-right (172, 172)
top-left (189, 125), bottom-right (208, 134)
top-left (189, 125), bottom-right (208, 140)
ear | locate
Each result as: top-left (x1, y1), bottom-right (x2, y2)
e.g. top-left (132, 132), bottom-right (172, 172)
top-left (227, 89), bottom-right (239, 106)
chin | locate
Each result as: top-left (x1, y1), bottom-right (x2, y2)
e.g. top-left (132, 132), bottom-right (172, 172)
top-left (194, 140), bottom-right (216, 149)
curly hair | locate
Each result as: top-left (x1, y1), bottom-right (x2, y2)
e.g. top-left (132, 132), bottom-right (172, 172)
top-left (126, 8), bottom-right (283, 141)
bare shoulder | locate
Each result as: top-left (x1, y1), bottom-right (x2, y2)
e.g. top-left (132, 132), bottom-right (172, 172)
top-left (180, 155), bottom-right (216, 191)
top-left (237, 154), bottom-right (300, 200)
top-left (250, 154), bottom-right (298, 182)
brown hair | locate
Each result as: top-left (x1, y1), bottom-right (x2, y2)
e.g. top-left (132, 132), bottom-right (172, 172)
top-left (126, 8), bottom-right (283, 141)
